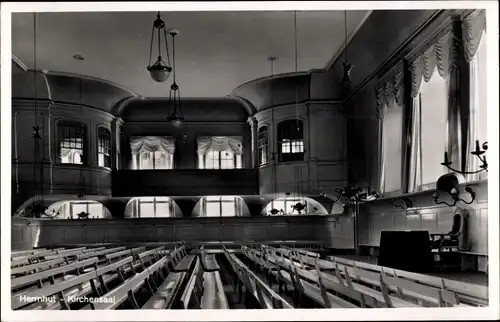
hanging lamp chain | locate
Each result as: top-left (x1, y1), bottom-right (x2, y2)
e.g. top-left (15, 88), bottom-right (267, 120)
top-left (294, 11), bottom-right (299, 132)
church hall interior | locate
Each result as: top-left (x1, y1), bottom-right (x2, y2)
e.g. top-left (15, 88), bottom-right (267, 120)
top-left (7, 8), bottom-right (491, 311)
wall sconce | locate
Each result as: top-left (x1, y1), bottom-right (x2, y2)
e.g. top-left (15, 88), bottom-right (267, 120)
top-left (183, 133), bottom-right (188, 145)
top-left (433, 173), bottom-right (476, 207)
top-left (394, 197), bottom-right (413, 210)
top-left (442, 140), bottom-right (488, 175)
top-left (321, 186), bottom-right (380, 204)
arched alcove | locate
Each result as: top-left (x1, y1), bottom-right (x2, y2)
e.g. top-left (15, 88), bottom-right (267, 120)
top-left (124, 197), bottom-right (183, 218)
top-left (192, 196), bottom-right (250, 217)
top-left (261, 196), bottom-right (331, 216)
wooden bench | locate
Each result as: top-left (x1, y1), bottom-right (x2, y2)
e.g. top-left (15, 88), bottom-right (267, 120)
top-left (91, 257), bottom-right (170, 309)
top-left (201, 271), bottom-right (230, 309)
top-left (245, 246), bottom-right (357, 308)
top-left (142, 272), bottom-right (186, 309)
top-left (11, 248), bottom-right (47, 258)
top-left (13, 256), bottom-right (135, 310)
top-left (266, 246), bottom-right (430, 308)
top-left (77, 246), bottom-right (126, 261)
top-left (105, 247), bottom-right (146, 264)
top-left (11, 257), bottom-right (99, 290)
top-left (174, 254), bottom-right (196, 272)
top-left (331, 256), bottom-right (487, 307)
top-left (11, 250), bottom-right (60, 267)
top-left (224, 247), bottom-right (293, 309)
top-left (11, 258), bottom-right (66, 276)
top-left (180, 257), bottom-right (205, 309)
top-left (201, 253), bottom-right (220, 272)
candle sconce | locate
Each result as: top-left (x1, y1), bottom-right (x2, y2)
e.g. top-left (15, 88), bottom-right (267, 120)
top-left (321, 186), bottom-right (380, 204)
top-left (442, 140), bottom-right (488, 175)
top-left (394, 197), bottom-right (413, 210)
top-left (433, 173), bottom-right (476, 207)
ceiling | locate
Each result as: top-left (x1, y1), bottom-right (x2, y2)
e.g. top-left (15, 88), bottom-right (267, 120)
top-left (11, 10), bottom-right (370, 98)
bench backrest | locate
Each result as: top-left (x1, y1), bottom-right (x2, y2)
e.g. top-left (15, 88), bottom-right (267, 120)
top-left (11, 257), bottom-right (66, 276)
top-left (11, 250), bottom-right (59, 266)
top-left (93, 257), bottom-right (169, 310)
top-left (77, 246), bottom-right (126, 260)
top-left (330, 256), bottom-right (488, 302)
top-left (11, 256), bottom-right (133, 310)
top-left (11, 257), bottom-right (99, 289)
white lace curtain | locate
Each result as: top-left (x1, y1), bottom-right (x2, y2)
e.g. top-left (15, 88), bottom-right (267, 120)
top-left (130, 136), bottom-right (176, 155)
top-left (376, 65), bottom-right (405, 194)
top-left (463, 10), bottom-right (487, 181)
top-left (407, 29), bottom-right (460, 192)
top-left (197, 136), bottom-right (243, 155)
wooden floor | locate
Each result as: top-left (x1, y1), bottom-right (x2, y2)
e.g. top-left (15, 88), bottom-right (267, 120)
top-left (338, 255), bottom-right (488, 286)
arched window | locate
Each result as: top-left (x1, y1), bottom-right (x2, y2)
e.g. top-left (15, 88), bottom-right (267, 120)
top-left (258, 126), bottom-right (269, 165)
top-left (200, 196), bottom-right (245, 217)
top-left (58, 120), bottom-right (86, 164)
top-left (97, 127), bottom-right (111, 168)
top-left (124, 197), bottom-right (176, 218)
top-left (278, 119), bottom-right (304, 162)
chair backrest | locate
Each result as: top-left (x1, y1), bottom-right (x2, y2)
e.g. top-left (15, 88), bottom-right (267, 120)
top-left (450, 212), bottom-right (462, 235)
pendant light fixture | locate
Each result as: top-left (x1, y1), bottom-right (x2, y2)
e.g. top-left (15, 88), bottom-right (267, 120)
top-left (146, 12), bottom-right (172, 82)
top-left (293, 11), bottom-right (301, 133)
top-left (22, 13), bottom-right (57, 218)
top-left (342, 10), bottom-right (353, 85)
top-left (166, 29), bottom-right (184, 127)
top-left (267, 56), bottom-right (284, 216)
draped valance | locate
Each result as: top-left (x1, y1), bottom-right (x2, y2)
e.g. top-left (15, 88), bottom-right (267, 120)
top-left (409, 30), bottom-right (458, 97)
top-left (462, 9), bottom-right (487, 62)
top-left (130, 136), bottom-right (175, 155)
top-left (197, 136), bottom-right (243, 155)
top-left (376, 64), bottom-right (405, 118)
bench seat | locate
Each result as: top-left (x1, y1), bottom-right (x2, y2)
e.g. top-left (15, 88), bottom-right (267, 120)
top-left (174, 255), bottom-right (196, 272)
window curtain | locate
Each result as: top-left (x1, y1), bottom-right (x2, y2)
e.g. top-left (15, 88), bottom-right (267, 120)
top-left (407, 30), bottom-right (460, 192)
top-left (376, 65), bottom-right (404, 194)
top-left (463, 10), bottom-right (487, 181)
top-left (197, 136), bottom-right (243, 155)
top-left (129, 136), bottom-right (176, 155)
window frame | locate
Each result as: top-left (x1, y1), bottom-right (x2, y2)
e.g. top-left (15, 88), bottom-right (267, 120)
top-left (277, 119), bottom-right (305, 163)
top-left (201, 196), bottom-right (239, 217)
top-left (97, 126), bottom-right (111, 168)
top-left (57, 120), bottom-right (87, 165)
top-left (258, 125), bottom-right (269, 166)
top-left (135, 197), bottom-right (174, 218)
top-left (200, 150), bottom-right (242, 169)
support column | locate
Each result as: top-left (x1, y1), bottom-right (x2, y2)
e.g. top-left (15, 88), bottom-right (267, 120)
top-left (247, 116), bottom-right (258, 168)
top-left (111, 117), bottom-right (124, 170)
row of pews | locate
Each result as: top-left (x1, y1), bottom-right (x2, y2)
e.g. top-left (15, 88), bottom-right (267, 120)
top-left (10, 244), bottom-right (229, 310)
top-left (239, 244), bottom-right (489, 308)
top-left (10, 243), bottom-right (488, 310)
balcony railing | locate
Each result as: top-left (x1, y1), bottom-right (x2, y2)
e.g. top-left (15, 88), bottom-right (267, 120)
top-left (112, 169), bottom-right (259, 197)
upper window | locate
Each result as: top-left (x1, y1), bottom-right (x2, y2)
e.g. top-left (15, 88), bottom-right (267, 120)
top-left (130, 136), bottom-right (175, 170)
top-left (58, 121), bottom-right (86, 164)
top-left (97, 127), bottom-right (111, 168)
top-left (197, 136), bottom-right (243, 169)
top-left (380, 100), bottom-right (403, 193)
top-left (278, 120), bottom-right (304, 162)
top-left (258, 126), bottom-right (269, 165)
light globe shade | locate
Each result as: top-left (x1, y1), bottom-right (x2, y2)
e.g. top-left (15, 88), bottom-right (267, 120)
top-left (149, 67), bottom-right (171, 82)
top-left (170, 119), bottom-right (183, 128)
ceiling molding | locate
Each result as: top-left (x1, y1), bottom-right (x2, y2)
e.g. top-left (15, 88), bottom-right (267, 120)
top-left (230, 70), bottom-right (311, 96)
top-left (43, 70), bottom-right (139, 98)
top-left (323, 10), bottom-right (373, 71)
top-left (12, 54), bottom-right (28, 71)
